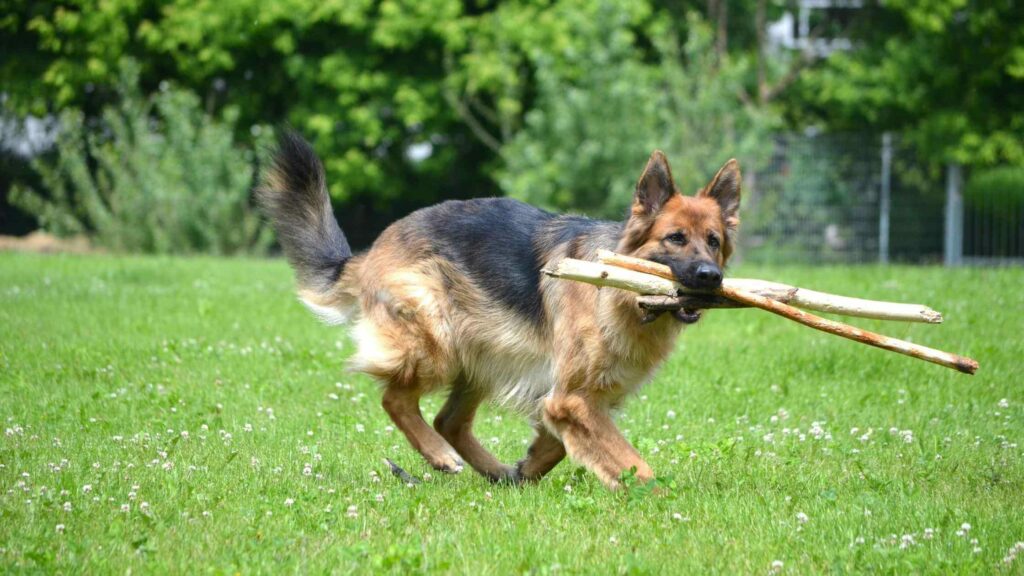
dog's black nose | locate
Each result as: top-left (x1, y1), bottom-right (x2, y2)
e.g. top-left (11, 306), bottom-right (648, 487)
top-left (693, 263), bottom-right (722, 288)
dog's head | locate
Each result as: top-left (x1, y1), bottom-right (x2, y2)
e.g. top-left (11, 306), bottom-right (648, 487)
top-left (617, 151), bottom-right (741, 322)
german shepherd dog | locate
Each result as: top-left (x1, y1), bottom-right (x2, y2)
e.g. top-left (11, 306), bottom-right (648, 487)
top-left (258, 132), bottom-right (740, 488)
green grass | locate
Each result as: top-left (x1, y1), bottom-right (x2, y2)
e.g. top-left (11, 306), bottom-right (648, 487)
top-left (1, 252), bottom-right (1022, 574)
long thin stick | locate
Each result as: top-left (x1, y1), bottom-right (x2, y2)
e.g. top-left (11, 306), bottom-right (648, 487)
top-left (586, 252), bottom-right (978, 375)
top-left (596, 250), bottom-right (942, 323)
top-left (718, 284), bottom-right (978, 374)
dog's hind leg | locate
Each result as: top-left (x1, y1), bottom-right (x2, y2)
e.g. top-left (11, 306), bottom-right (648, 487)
top-left (382, 385), bottom-right (464, 473)
top-left (515, 427), bottom-right (566, 482)
top-left (434, 380), bottom-right (519, 483)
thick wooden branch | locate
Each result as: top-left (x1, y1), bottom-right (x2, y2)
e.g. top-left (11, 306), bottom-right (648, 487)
top-left (545, 252), bottom-right (978, 375)
top-left (596, 250), bottom-right (942, 323)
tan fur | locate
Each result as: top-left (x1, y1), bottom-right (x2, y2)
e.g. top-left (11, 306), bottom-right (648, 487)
top-left (315, 154), bottom-right (740, 488)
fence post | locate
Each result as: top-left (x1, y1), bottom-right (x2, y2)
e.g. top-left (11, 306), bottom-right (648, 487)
top-left (878, 132), bottom-right (892, 264)
top-left (944, 163), bottom-right (964, 266)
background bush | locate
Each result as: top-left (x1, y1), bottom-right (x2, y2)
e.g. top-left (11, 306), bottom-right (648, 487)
top-left (10, 62), bottom-right (272, 255)
top-left (1, 0), bottom-right (1021, 251)
top-left (500, 9), bottom-right (778, 218)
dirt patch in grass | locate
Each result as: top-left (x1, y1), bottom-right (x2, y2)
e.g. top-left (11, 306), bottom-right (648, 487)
top-left (0, 230), bottom-right (96, 254)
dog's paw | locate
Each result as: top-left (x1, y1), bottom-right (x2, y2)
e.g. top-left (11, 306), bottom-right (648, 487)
top-left (429, 452), bottom-right (464, 474)
top-left (486, 465), bottom-right (524, 486)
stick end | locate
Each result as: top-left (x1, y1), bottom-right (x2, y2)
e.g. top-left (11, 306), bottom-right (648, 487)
top-left (954, 357), bottom-right (979, 375)
top-left (921, 308), bottom-right (944, 324)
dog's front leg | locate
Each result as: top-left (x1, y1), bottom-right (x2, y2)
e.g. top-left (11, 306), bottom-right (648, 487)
top-left (543, 393), bottom-right (653, 488)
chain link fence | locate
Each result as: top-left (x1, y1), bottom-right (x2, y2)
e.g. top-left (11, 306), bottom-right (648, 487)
top-left (739, 132), bottom-right (1022, 266)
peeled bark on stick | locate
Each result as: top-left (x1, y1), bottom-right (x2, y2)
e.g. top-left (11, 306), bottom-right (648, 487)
top-left (717, 283), bottom-right (978, 374)
top-left (544, 258), bottom-right (797, 306)
top-left (557, 252), bottom-right (977, 375)
top-left (544, 257), bottom-right (939, 322)
top-left (595, 250), bottom-right (942, 323)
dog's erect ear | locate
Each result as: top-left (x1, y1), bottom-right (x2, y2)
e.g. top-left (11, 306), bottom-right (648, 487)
top-left (632, 150), bottom-right (677, 216)
top-left (698, 159), bottom-right (741, 232)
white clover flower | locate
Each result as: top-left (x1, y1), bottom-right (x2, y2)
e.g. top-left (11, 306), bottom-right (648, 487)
top-left (770, 560), bottom-right (784, 574)
top-left (55, 524), bottom-right (65, 534)
top-left (796, 512), bottom-right (809, 524)
top-left (346, 505), bottom-right (358, 518)
top-left (284, 498), bottom-right (294, 507)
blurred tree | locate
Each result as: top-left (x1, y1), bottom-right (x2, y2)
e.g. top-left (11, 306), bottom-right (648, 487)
top-left (1, 0), bottom-right (496, 246)
top-left (493, 8), bottom-right (779, 217)
top-left (10, 61), bottom-right (274, 255)
top-left (789, 0), bottom-right (1024, 169)
top-left (1, 0), bottom-right (850, 244)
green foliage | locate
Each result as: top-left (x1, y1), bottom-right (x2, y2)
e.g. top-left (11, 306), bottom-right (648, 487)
top-left (11, 62), bottom-right (272, 255)
top-left (966, 165), bottom-right (1024, 205)
top-left (2, 0), bottom-right (762, 242)
top-left (2, 0), bottom-right (490, 241)
top-left (793, 0), bottom-right (1024, 169)
top-left (964, 165), bottom-right (1024, 257)
top-left (5, 0), bottom-right (1021, 247)
top-left (499, 8), bottom-right (779, 217)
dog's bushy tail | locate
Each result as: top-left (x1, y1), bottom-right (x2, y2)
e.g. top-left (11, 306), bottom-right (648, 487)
top-left (257, 131), bottom-right (352, 296)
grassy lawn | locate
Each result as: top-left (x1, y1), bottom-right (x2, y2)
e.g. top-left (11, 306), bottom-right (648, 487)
top-left (1, 252), bottom-right (1021, 574)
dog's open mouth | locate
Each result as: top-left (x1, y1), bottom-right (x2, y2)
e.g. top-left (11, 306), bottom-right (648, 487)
top-left (673, 308), bottom-right (703, 324)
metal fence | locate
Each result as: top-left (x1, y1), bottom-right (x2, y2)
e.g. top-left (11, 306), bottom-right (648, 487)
top-left (739, 132), bottom-right (1023, 266)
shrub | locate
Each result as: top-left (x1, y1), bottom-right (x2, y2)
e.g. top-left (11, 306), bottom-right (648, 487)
top-left (498, 8), bottom-right (779, 219)
top-left (11, 62), bottom-right (273, 255)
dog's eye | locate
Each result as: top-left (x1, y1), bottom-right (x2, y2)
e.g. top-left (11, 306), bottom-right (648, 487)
top-left (665, 232), bottom-right (687, 245)
top-left (707, 234), bottom-right (720, 249)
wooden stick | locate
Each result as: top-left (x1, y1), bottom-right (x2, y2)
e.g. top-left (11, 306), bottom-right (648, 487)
top-left (717, 283), bottom-right (978, 374)
top-left (596, 250), bottom-right (942, 323)
top-left (544, 259), bottom-right (798, 308)
top-left (578, 252), bottom-right (978, 375)
top-left (545, 258), bottom-right (680, 296)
